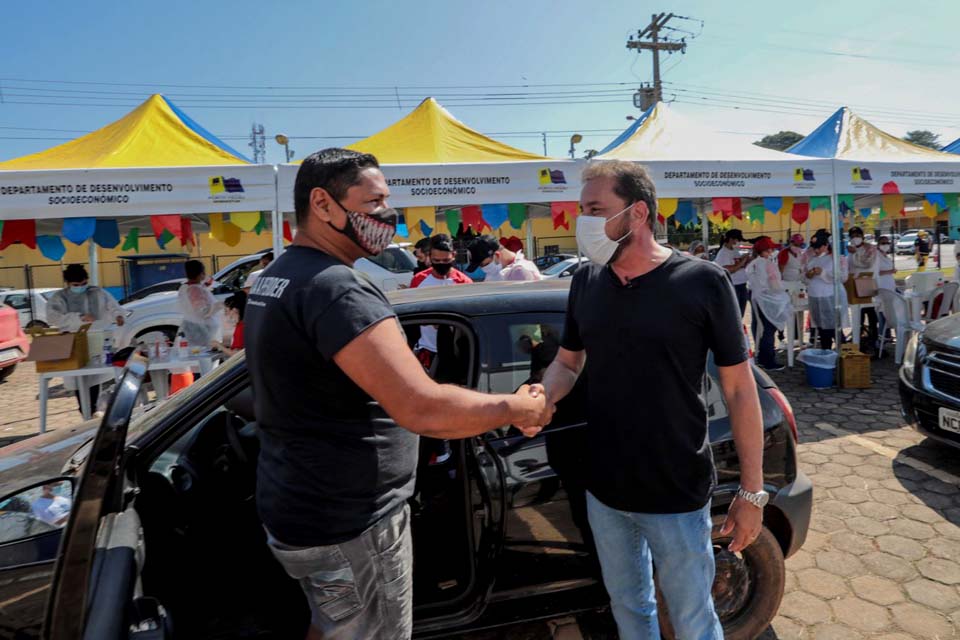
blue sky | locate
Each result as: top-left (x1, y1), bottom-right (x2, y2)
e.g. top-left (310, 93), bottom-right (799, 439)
top-left (1, 0), bottom-right (957, 163)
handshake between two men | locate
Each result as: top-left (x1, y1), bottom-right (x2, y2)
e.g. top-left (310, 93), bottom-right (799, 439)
top-left (512, 383), bottom-right (555, 438)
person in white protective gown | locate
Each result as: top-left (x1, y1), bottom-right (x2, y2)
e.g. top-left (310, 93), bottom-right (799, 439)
top-left (745, 237), bottom-right (791, 371)
top-left (176, 260), bottom-right (222, 349)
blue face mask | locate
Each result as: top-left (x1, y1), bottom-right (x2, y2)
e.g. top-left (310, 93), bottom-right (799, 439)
top-left (69, 285), bottom-right (88, 294)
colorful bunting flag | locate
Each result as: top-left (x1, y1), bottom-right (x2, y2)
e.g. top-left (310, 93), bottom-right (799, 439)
top-left (36, 235), bottom-right (66, 261)
top-left (945, 193), bottom-right (960, 213)
top-left (507, 203), bottom-right (527, 230)
top-left (209, 213), bottom-right (225, 241)
top-left (731, 198), bottom-right (743, 220)
top-left (253, 213), bottom-right (268, 236)
top-left (157, 228), bottom-right (176, 250)
top-left (707, 212), bottom-right (724, 226)
top-left (461, 205), bottom-right (489, 232)
top-left (395, 223), bottom-right (409, 238)
top-left (712, 198), bottom-right (734, 220)
top-left (747, 205), bottom-right (765, 225)
top-left (922, 201), bottom-right (939, 219)
top-left (791, 202), bottom-right (810, 225)
top-left (231, 211), bottom-right (261, 232)
top-left (810, 196), bottom-right (831, 213)
top-left (0, 219), bottom-right (37, 250)
top-left (838, 194), bottom-right (855, 216)
top-left (93, 219), bottom-right (120, 249)
top-left (221, 222), bottom-right (242, 247)
top-left (283, 221), bottom-right (294, 243)
top-left (62, 217), bottom-right (97, 245)
top-left (780, 197), bottom-right (794, 216)
top-left (121, 228), bottom-right (140, 252)
top-left (881, 194), bottom-right (905, 217)
top-left (181, 218), bottom-right (195, 246)
top-left (550, 202), bottom-right (578, 231)
top-left (405, 206), bottom-right (436, 238)
top-left (418, 219), bottom-right (433, 236)
top-left (445, 209), bottom-right (462, 236)
top-left (674, 201), bottom-right (695, 226)
top-left (882, 181), bottom-right (900, 195)
top-left (926, 193), bottom-right (946, 210)
top-left (151, 215), bottom-right (181, 242)
top-left (481, 204), bottom-right (509, 231)
top-left (658, 198), bottom-right (679, 219)
top-left (858, 208), bottom-right (873, 219)
top-left (762, 197), bottom-right (782, 215)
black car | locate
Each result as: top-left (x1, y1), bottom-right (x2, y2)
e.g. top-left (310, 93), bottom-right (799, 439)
top-left (0, 281), bottom-right (812, 640)
top-left (899, 312), bottom-right (960, 447)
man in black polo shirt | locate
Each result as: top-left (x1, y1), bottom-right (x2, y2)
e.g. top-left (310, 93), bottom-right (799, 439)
top-left (244, 148), bottom-right (552, 640)
top-left (539, 160), bottom-right (766, 639)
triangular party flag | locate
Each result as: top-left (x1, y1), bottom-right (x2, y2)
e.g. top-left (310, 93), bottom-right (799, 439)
top-left (222, 222), bottom-right (242, 247)
top-left (481, 204), bottom-right (510, 231)
top-left (707, 212), bottom-right (724, 225)
top-left (62, 217), bottom-right (96, 245)
top-left (405, 206), bottom-right (436, 238)
top-left (762, 197), bottom-right (782, 215)
top-left (879, 209), bottom-right (888, 220)
top-left (0, 221), bottom-right (3, 236)
top-left (157, 228), bottom-right (176, 250)
top-left (810, 196), bottom-right (831, 212)
top-left (881, 194), bottom-right (905, 217)
top-left (882, 181), bottom-right (900, 195)
top-left (657, 214), bottom-right (666, 226)
top-left (93, 219), bottom-right (120, 249)
top-left (151, 215), bottom-right (181, 242)
top-left (461, 205), bottom-right (489, 232)
top-left (922, 201), bottom-right (939, 219)
top-left (283, 221), bottom-right (294, 243)
top-left (858, 208), bottom-right (873, 219)
top-left (181, 218), bottom-right (195, 246)
top-left (747, 205), bottom-right (765, 225)
top-left (674, 201), bottom-right (695, 226)
top-left (445, 209), bottom-right (462, 236)
top-left (658, 198), bottom-right (679, 219)
top-left (712, 198), bottom-right (734, 220)
top-left (792, 202), bottom-right (810, 225)
top-left (231, 211), bottom-right (261, 232)
top-left (779, 197), bottom-right (794, 216)
top-left (252, 213), bottom-right (268, 235)
top-left (418, 219), bottom-right (433, 236)
top-left (731, 198), bottom-right (743, 220)
top-left (209, 213), bottom-right (225, 241)
top-left (926, 193), bottom-right (947, 210)
top-left (0, 219), bottom-right (37, 249)
top-left (395, 223), bottom-right (409, 238)
top-left (507, 203), bottom-right (527, 230)
top-left (121, 228), bottom-right (140, 252)
top-left (945, 193), bottom-right (960, 212)
top-left (36, 235), bottom-right (66, 261)
top-left (551, 202), bottom-right (578, 231)
top-left (838, 194), bottom-right (855, 216)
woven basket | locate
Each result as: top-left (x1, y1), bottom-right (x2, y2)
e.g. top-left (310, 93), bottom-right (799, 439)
top-left (839, 344), bottom-right (871, 388)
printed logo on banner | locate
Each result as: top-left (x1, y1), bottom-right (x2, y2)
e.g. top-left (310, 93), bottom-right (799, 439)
top-left (792, 167), bottom-right (817, 191)
top-left (208, 176), bottom-right (246, 203)
top-left (537, 168), bottom-right (570, 194)
top-left (851, 167), bottom-right (873, 182)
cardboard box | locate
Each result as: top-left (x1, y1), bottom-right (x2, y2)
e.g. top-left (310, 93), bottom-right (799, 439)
top-left (26, 325), bottom-right (90, 373)
top-left (839, 344), bottom-right (871, 389)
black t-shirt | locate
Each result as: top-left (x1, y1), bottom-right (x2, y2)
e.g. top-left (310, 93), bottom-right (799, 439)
top-left (560, 251), bottom-right (748, 514)
top-left (244, 245), bottom-right (418, 546)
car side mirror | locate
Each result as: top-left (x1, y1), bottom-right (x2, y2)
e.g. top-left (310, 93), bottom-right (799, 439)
top-left (559, 271), bottom-right (571, 278)
top-left (0, 478), bottom-right (75, 544)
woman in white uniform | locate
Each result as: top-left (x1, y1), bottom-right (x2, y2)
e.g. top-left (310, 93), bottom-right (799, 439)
top-left (804, 235), bottom-right (849, 351)
top-left (746, 236), bottom-right (792, 370)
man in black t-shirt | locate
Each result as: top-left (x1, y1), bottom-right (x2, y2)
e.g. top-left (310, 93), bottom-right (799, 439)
top-left (244, 149), bottom-right (553, 640)
top-left (539, 160), bottom-right (766, 639)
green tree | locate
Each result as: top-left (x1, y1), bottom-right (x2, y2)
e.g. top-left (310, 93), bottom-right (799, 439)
top-left (904, 130), bottom-right (941, 149)
top-left (754, 131), bottom-right (804, 151)
top-left (583, 149), bottom-right (599, 159)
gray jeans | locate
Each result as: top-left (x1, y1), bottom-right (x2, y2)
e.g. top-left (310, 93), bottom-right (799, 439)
top-left (266, 504), bottom-right (413, 639)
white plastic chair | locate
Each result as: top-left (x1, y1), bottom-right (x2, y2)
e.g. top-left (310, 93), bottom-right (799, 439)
top-left (925, 282), bottom-right (959, 320)
top-left (877, 289), bottom-right (924, 364)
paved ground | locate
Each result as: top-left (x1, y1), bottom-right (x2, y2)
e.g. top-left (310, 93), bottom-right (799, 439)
top-left (3, 351), bottom-right (960, 638)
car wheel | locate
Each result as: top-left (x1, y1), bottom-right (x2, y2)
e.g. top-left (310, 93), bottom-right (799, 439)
top-left (0, 364), bottom-right (16, 382)
top-left (657, 516), bottom-right (785, 640)
top-left (25, 320), bottom-right (47, 329)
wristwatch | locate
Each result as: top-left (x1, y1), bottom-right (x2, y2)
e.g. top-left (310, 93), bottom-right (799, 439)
top-left (736, 487), bottom-right (770, 509)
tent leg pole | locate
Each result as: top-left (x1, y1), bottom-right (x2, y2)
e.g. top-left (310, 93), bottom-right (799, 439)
top-left (526, 210), bottom-right (535, 258)
top-left (88, 241), bottom-right (99, 287)
top-left (701, 199), bottom-right (709, 249)
top-left (830, 193), bottom-right (843, 356)
top-left (272, 165), bottom-right (284, 257)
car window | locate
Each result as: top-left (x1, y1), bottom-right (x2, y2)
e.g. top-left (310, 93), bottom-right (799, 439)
top-left (365, 247), bottom-right (417, 274)
top-left (2, 294), bottom-right (30, 310)
top-left (479, 313), bottom-right (565, 394)
top-left (220, 260), bottom-right (260, 290)
top-left (0, 479), bottom-right (73, 544)
top-left (541, 260), bottom-right (574, 277)
top-left (40, 291), bottom-right (57, 301)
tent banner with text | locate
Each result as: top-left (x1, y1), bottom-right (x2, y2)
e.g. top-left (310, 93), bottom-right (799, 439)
top-left (0, 165), bottom-right (276, 220)
top-left (277, 161), bottom-right (584, 210)
top-left (833, 160), bottom-right (960, 195)
top-left (633, 159), bottom-right (835, 198)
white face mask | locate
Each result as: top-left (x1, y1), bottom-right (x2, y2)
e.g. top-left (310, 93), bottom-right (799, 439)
top-left (879, 244), bottom-right (891, 253)
top-left (575, 204), bottom-right (634, 265)
top-left (851, 237), bottom-right (863, 247)
top-left (481, 260), bottom-right (503, 280)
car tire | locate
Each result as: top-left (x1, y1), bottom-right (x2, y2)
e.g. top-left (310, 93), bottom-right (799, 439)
top-left (657, 516), bottom-right (785, 640)
top-left (25, 320), bottom-right (47, 329)
top-left (0, 364), bottom-right (16, 382)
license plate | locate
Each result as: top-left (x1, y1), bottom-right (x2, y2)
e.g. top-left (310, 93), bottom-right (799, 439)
top-left (939, 407), bottom-right (960, 434)
top-left (0, 349), bottom-right (19, 364)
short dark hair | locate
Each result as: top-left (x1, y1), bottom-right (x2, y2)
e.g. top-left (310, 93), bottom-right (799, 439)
top-left (224, 291), bottom-right (247, 320)
top-left (581, 160), bottom-right (658, 230)
top-left (63, 264), bottom-right (88, 283)
top-left (414, 237), bottom-right (432, 253)
top-left (184, 259), bottom-right (205, 280)
top-left (294, 148), bottom-right (380, 225)
top-left (429, 234), bottom-right (454, 253)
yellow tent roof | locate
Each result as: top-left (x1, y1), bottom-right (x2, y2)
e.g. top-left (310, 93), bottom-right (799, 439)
top-left (346, 97), bottom-right (546, 163)
top-left (0, 94), bottom-right (250, 170)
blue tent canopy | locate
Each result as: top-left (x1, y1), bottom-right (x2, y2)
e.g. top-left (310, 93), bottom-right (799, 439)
top-left (943, 137), bottom-right (960, 154)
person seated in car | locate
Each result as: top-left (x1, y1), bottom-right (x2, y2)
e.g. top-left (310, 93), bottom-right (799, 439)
top-left (30, 484), bottom-right (71, 527)
top-left (211, 292), bottom-right (247, 357)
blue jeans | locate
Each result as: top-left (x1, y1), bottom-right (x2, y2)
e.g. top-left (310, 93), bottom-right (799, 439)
top-left (586, 492), bottom-right (722, 640)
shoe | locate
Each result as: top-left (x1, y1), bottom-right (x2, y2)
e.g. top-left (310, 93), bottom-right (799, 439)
top-left (761, 364), bottom-right (786, 372)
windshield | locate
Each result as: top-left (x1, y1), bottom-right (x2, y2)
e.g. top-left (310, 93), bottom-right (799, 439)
top-left (542, 260), bottom-right (576, 276)
top-left (365, 247), bottom-right (417, 273)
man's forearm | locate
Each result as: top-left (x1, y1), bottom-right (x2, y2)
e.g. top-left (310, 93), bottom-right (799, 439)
top-left (540, 359), bottom-right (580, 405)
top-left (727, 386), bottom-right (764, 492)
top-left (402, 384), bottom-right (527, 439)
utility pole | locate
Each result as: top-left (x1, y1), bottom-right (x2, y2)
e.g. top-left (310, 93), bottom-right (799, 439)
top-left (627, 13), bottom-right (687, 103)
top-left (249, 123), bottom-right (266, 163)
top-left (542, 132), bottom-right (548, 156)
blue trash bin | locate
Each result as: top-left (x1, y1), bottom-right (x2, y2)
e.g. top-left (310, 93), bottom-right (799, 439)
top-left (798, 349), bottom-right (839, 389)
